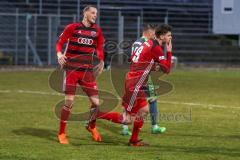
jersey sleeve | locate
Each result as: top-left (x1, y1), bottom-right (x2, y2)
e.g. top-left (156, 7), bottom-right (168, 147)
top-left (96, 28), bottom-right (105, 61)
top-left (151, 44), bottom-right (172, 74)
top-left (56, 24), bottom-right (74, 53)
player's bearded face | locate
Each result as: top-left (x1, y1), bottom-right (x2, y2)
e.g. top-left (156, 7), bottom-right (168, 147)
top-left (86, 8), bottom-right (97, 24)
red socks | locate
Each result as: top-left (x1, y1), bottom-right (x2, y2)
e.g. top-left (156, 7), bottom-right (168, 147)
top-left (130, 118), bottom-right (144, 142)
top-left (98, 112), bottom-right (123, 124)
top-left (58, 105), bottom-right (123, 134)
top-left (88, 105), bottom-right (98, 129)
top-left (58, 105), bottom-right (72, 135)
top-left (88, 120), bottom-right (96, 129)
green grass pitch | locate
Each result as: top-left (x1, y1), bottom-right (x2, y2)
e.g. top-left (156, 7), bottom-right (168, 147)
top-left (0, 68), bottom-right (239, 160)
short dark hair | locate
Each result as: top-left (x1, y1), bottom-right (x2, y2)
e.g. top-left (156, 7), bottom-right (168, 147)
top-left (83, 5), bottom-right (97, 13)
top-left (155, 24), bottom-right (172, 38)
top-left (143, 23), bottom-right (156, 32)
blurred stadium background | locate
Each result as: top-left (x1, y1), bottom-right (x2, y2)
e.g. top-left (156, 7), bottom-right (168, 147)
top-left (0, 0), bottom-right (239, 67)
top-left (0, 1), bottom-right (239, 160)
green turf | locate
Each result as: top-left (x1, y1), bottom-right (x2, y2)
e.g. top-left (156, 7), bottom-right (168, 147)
top-left (0, 69), bottom-right (239, 160)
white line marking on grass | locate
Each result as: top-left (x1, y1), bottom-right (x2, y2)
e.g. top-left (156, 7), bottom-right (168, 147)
top-left (0, 89), bottom-right (239, 109)
top-left (17, 89), bottom-right (63, 96)
top-left (0, 89), bottom-right (63, 96)
top-left (0, 90), bottom-right (11, 93)
top-left (159, 100), bottom-right (240, 109)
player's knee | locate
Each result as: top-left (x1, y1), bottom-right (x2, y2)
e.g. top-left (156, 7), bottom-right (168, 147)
top-left (90, 96), bottom-right (100, 106)
top-left (65, 94), bottom-right (75, 107)
top-left (144, 108), bottom-right (149, 114)
top-left (139, 105), bottom-right (149, 114)
top-left (124, 119), bottom-right (132, 125)
top-left (93, 101), bottom-right (100, 107)
top-left (137, 106), bottom-right (149, 119)
top-left (65, 99), bottom-right (74, 107)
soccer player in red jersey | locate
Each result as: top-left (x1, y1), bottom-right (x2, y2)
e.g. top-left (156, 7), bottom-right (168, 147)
top-left (56, 5), bottom-right (104, 144)
top-left (121, 24), bottom-right (166, 136)
top-left (96, 24), bottom-right (173, 146)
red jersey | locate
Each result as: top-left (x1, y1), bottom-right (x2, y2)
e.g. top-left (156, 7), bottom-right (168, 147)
top-left (123, 39), bottom-right (172, 112)
top-left (129, 38), bottom-right (172, 76)
top-left (56, 22), bottom-right (104, 71)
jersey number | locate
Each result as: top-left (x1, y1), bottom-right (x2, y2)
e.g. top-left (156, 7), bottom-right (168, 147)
top-left (132, 46), bottom-right (143, 63)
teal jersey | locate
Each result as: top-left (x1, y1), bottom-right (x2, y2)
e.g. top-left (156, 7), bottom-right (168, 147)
top-left (131, 37), bottom-right (148, 54)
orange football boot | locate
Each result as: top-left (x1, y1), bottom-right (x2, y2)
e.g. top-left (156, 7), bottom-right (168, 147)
top-left (58, 133), bottom-right (69, 144)
top-left (86, 126), bottom-right (102, 142)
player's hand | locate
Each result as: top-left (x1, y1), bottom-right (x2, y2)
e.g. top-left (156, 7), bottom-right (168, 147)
top-left (57, 52), bottom-right (67, 67)
top-left (94, 60), bottom-right (104, 78)
top-left (166, 39), bottom-right (172, 53)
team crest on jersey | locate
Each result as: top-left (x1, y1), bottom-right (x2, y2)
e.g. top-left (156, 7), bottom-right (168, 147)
top-left (91, 31), bottom-right (96, 37)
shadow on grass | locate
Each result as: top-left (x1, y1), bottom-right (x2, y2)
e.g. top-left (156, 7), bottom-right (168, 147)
top-left (71, 137), bottom-right (127, 147)
top-left (11, 128), bottom-right (240, 157)
top-left (12, 126), bottom-right (127, 146)
top-left (71, 121), bottom-right (128, 146)
top-left (12, 127), bottom-right (58, 142)
top-left (97, 120), bottom-right (123, 135)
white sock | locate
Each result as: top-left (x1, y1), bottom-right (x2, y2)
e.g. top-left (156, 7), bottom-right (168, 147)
top-left (152, 124), bottom-right (158, 129)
